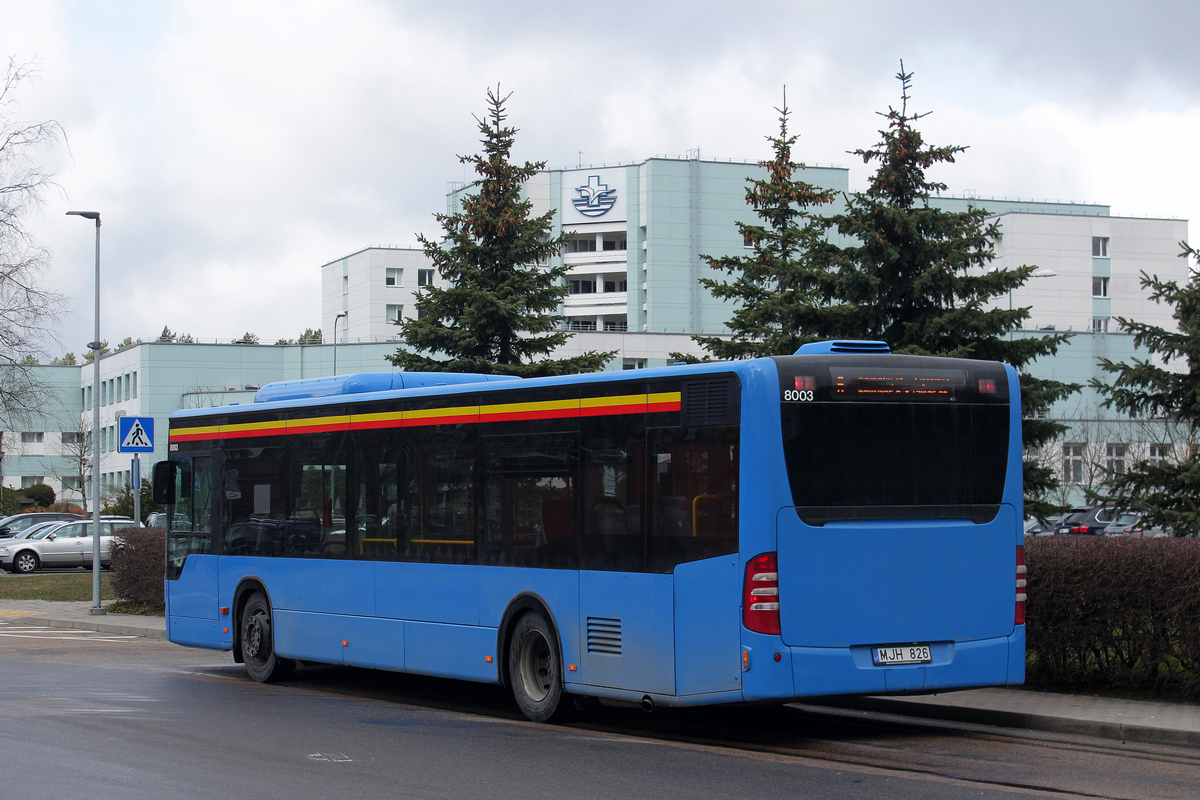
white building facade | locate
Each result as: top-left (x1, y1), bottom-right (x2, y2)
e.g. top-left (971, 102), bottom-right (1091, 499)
top-left (2, 155), bottom-right (1190, 512)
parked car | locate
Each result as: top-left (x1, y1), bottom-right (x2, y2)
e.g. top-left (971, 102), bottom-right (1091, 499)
top-left (1103, 512), bottom-right (1170, 537)
top-left (1054, 506), bottom-right (1122, 536)
top-left (0, 512), bottom-right (83, 538)
top-left (1023, 516), bottom-right (1057, 536)
top-left (0, 518), bottom-right (137, 574)
top-left (145, 512), bottom-right (189, 529)
top-left (6, 521), bottom-right (68, 541)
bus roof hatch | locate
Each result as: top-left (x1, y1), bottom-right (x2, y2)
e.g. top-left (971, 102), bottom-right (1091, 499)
top-left (793, 340), bottom-right (891, 355)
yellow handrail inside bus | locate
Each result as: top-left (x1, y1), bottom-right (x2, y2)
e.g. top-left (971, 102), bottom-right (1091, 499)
top-left (692, 494), bottom-right (717, 537)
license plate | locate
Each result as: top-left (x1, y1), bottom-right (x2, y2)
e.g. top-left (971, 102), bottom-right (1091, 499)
top-left (872, 645), bottom-right (932, 666)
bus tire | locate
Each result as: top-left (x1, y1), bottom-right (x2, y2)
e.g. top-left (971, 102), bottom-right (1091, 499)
top-left (240, 592), bottom-right (295, 683)
top-left (508, 610), bottom-right (569, 723)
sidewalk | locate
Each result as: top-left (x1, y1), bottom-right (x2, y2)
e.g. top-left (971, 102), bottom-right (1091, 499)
top-left (815, 688), bottom-right (1200, 748)
top-left (0, 599), bottom-right (166, 639)
top-left (3, 600), bottom-right (1198, 747)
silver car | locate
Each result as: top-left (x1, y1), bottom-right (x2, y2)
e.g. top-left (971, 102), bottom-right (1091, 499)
top-left (0, 518), bottom-right (138, 574)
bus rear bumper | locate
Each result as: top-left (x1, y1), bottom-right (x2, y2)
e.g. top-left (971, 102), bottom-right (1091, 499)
top-left (743, 629), bottom-right (1024, 702)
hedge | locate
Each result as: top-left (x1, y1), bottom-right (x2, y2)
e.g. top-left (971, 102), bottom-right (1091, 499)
top-left (110, 526), bottom-right (166, 613)
top-left (1025, 535), bottom-right (1200, 698)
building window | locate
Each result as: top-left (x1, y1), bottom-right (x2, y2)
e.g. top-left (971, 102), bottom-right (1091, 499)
top-left (417, 269), bottom-right (434, 286)
top-left (743, 233), bottom-right (755, 248)
top-left (386, 304), bottom-right (403, 323)
top-left (1092, 237), bottom-right (1109, 257)
top-left (1149, 443), bottom-right (1173, 466)
top-left (1106, 443), bottom-right (1127, 475)
top-left (566, 318), bottom-right (597, 331)
top-left (63, 476), bottom-right (83, 491)
top-left (603, 280), bottom-right (628, 293)
top-left (1092, 317), bottom-right (1109, 333)
top-left (569, 279), bottom-right (597, 294)
top-left (622, 359), bottom-right (647, 370)
top-left (131, 371), bottom-right (137, 398)
top-left (1063, 444), bottom-right (1084, 484)
top-left (417, 307), bottom-right (427, 320)
top-left (21, 432), bottom-right (44, 444)
top-left (1092, 277), bottom-right (1109, 297)
top-left (62, 431), bottom-right (83, 445)
top-left (566, 236), bottom-right (597, 253)
top-left (602, 238), bottom-right (627, 251)
top-left (386, 268), bottom-right (402, 286)
top-left (603, 320), bottom-right (628, 331)
top-left (20, 476), bottom-right (45, 489)
top-left (342, 276), bottom-right (349, 294)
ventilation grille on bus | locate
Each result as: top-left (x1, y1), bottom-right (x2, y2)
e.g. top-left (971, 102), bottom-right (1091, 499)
top-left (681, 377), bottom-right (739, 426)
top-left (586, 617), bottom-right (622, 656)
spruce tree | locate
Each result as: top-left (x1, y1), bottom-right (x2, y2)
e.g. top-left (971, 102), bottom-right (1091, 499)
top-left (692, 92), bottom-right (844, 360)
top-left (820, 65), bottom-right (1077, 517)
top-left (388, 87), bottom-right (613, 377)
top-left (1091, 244), bottom-right (1200, 535)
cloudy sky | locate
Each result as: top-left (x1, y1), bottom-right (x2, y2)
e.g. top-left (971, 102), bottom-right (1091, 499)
top-left (2, 0), bottom-right (1197, 357)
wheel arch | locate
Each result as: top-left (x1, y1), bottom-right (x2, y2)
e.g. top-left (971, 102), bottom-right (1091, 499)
top-left (496, 591), bottom-right (563, 690)
top-left (230, 576), bottom-right (274, 664)
top-left (12, 549), bottom-right (40, 572)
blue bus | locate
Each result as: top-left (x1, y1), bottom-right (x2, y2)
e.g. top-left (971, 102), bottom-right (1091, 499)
top-left (154, 341), bottom-right (1025, 722)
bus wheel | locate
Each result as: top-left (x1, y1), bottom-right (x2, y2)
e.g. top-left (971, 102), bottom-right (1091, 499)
top-left (240, 592), bottom-right (295, 683)
top-left (508, 611), bottom-right (568, 723)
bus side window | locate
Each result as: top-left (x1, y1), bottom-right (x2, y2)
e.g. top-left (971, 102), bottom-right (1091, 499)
top-left (220, 448), bottom-right (288, 557)
top-left (355, 436), bottom-right (402, 560)
top-left (580, 413), bottom-right (645, 571)
top-left (402, 430), bottom-right (475, 564)
top-left (647, 425), bottom-right (739, 572)
top-left (482, 435), bottom-right (577, 570)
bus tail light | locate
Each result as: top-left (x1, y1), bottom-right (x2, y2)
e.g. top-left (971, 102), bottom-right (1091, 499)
top-left (1015, 546), bottom-right (1026, 625)
top-left (743, 553), bottom-right (780, 635)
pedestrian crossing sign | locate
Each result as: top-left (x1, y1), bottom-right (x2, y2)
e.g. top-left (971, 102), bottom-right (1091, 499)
top-left (118, 416), bottom-right (155, 453)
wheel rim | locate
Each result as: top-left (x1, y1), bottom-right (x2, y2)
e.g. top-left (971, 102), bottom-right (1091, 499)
top-left (16, 554), bottom-right (35, 572)
top-left (244, 611), bottom-right (268, 661)
top-left (517, 629), bottom-right (553, 703)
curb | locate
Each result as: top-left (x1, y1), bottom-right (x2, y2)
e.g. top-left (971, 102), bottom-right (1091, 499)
top-left (43, 616), bottom-right (167, 640)
top-left (813, 695), bottom-right (1200, 748)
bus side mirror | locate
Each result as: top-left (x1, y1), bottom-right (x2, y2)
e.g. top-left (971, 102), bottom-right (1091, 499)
top-left (152, 461), bottom-right (178, 504)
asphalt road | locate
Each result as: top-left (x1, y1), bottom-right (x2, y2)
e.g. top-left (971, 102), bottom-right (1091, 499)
top-left (0, 618), bottom-right (1197, 800)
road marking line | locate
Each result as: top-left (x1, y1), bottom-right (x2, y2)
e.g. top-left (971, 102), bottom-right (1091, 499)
top-left (0, 631), bottom-right (138, 641)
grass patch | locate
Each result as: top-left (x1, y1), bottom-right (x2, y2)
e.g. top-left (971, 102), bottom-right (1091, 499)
top-left (0, 571), bottom-right (114, 602)
top-left (105, 600), bottom-right (160, 616)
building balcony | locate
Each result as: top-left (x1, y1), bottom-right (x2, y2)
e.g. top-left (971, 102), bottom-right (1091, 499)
top-left (564, 291), bottom-right (628, 317)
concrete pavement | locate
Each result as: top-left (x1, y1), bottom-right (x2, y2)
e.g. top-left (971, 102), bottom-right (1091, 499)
top-left (2, 599), bottom-right (1197, 748)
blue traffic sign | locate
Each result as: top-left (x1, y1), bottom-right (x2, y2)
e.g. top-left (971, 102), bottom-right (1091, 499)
top-left (118, 416), bottom-right (155, 453)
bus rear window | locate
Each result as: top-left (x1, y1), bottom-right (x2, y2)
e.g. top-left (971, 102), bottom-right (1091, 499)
top-left (774, 356), bottom-right (1010, 524)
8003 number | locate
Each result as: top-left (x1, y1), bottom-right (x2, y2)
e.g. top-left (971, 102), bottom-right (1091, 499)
top-left (782, 389), bottom-right (814, 402)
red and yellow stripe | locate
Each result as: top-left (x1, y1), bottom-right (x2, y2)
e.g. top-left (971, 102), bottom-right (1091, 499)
top-left (169, 390), bottom-right (681, 444)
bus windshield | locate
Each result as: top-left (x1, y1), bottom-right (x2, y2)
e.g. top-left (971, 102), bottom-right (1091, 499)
top-left (774, 355), bottom-right (1010, 524)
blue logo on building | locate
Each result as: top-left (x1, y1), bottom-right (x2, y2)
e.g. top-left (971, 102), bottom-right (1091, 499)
top-left (573, 175), bottom-right (617, 217)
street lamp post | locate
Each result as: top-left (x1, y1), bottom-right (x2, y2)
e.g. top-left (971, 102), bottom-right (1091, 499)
top-left (333, 312), bottom-right (347, 376)
top-left (66, 210), bottom-right (105, 616)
